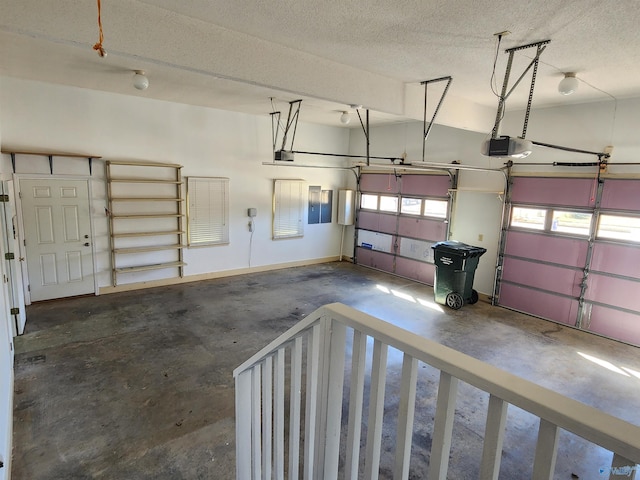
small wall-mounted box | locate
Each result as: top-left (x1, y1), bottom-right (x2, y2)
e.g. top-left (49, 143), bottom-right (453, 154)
top-left (247, 208), bottom-right (257, 217)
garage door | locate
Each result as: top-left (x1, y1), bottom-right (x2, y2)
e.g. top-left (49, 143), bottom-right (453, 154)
top-left (355, 172), bottom-right (451, 285)
top-left (585, 179), bottom-right (640, 345)
top-left (497, 176), bottom-right (640, 346)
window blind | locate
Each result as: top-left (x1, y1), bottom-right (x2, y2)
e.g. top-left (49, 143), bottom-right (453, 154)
top-left (273, 179), bottom-right (305, 239)
top-left (187, 177), bottom-right (229, 246)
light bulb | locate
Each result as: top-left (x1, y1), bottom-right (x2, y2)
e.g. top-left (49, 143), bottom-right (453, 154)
top-left (340, 111), bottom-right (351, 125)
top-left (558, 72), bottom-right (578, 95)
top-left (133, 70), bottom-right (149, 90)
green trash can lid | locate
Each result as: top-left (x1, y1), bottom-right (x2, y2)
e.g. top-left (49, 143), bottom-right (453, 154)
top-left (432, 240), bottom-right (487, 258)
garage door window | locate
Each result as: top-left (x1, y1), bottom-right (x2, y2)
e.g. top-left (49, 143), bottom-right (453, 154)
top-left (424, 199), bottom-right (448, 218)
top-left (401, 197), bottom-right (422, 215)
top-left (510, 206), bottom-right (546, 230)
top-left (361, 194), bottom-right (378, 210)
top-left (551, 210), bottom-right (592, 236)
top-left (597, 214), bottom-right (640, 242)
top-left (379, 196), bottom-right (399, 213)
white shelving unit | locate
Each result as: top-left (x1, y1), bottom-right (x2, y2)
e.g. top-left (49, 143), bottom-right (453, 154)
top-left (106, 160), bottom-right (185, 286)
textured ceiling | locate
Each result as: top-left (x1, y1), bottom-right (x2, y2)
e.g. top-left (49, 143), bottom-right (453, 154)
top-left (1, 0), bottom-right (639, 129)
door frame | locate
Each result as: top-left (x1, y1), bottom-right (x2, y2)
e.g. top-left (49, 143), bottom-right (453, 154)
top-left (14, 174), bottom-right (99, 304)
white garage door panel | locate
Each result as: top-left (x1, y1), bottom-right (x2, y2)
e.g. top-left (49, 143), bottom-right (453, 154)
top-left (357, 230), bottom-right (394, 253)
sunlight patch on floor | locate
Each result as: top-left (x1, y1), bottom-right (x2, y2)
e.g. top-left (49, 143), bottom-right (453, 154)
top-left (375, 284), bottom-right (444, 313)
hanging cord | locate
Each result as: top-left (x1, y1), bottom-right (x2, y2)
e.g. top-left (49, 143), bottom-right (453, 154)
top-left (93, 0), bottom-right (107, 57)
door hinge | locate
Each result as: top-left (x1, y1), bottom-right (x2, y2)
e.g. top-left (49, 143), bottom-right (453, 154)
top-left (28, 284), bottom-right (30, 292)
top-left (0, 194), bottom-right (8, 202)
top-left (4, 252), bottom-right (14, 260)
top-left (10, 307), bottom-right (19, 315)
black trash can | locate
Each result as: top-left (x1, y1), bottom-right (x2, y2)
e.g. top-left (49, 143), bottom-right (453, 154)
top-left (431, 240), bottom-right (486, 310)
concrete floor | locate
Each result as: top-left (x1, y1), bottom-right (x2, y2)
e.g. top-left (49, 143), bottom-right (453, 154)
top-left (11, 262), bottom-right (640, 479)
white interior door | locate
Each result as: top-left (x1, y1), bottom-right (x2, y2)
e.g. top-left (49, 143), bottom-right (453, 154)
top-left (0, 204), bottom-right (15, 479)
top-left (0, 180), bottom-right (26, 334)
top-left (20, 178), bottom-right (95, 302)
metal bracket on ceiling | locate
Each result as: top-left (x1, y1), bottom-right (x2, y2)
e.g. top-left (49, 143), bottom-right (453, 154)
top-left (355, 108), bottom-right (371, 166)
top-left (271, 99), bottom-right (302, 161)
top-left (491, 39), bottom-right (550, 140)
top-left (421, 76), bottom-right (453, 162)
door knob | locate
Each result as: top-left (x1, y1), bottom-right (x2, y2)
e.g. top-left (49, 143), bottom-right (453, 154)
top-left (84, 234), bottom-right (89, 239)
top-left (84, 242), bottom-right (90, 247)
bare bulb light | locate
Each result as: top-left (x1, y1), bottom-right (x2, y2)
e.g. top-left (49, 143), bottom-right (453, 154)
top-left (133, 70), bottom-right (149, 90)
top-left (558, 72), bottom-right (578, 95)
top-left (340, 111), bottom-right (351, 124)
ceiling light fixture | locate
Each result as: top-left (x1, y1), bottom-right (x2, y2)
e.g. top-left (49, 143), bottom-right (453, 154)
top-left (340, 111), bottom-right (351, 125)
top-left (133, 70), bottom-right (149, 90)
top-left (558, 72), bottom-right (578, 95)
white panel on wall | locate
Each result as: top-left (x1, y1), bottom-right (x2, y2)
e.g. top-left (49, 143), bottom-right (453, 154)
top-left (338, 189), bottom-right (355, 226)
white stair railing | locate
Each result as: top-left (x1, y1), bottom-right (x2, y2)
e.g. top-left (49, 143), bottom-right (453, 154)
top-left (234, 303), bottom-right (640, 479)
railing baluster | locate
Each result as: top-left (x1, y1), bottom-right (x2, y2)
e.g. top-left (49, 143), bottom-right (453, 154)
top-left (289, 336), bottom-right (303, 480)
top-left (428, 371), bottom-right (459, 480)
top-left (345, 330), bottom-right (368, 480)
top-left (322, 321), bottom-right (347, 478)
top-left (235, 369), bottom-right (253, 480)
top-left (252, 364), bottom-right (263, 480)
top-left (262, 356), bottom-right (273, 480)
top-left (304, 324), bottom-right (321, 480)
top-left (393, 354), bottom-right (418, 480)
top-left (531, 418), bottom-right (559, 479)
top-left (479, 394), bottom-right (508, 480)
top-left (364, 339), bottom-right (389, 479)
top-left (274, 348), bottom-right (286, 479)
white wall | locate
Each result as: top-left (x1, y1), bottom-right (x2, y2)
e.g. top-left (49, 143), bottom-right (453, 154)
top-left (0, 77), bottom-right (352, 289)
top-left (498, 97), bottom-right (640, 175)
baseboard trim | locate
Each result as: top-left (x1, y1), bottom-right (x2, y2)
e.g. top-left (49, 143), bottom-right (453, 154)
top-left (99, 256), bottom-right (342, 295)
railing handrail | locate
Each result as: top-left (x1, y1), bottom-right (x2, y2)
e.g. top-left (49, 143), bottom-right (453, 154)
top-left (234, 302), bottom-right (640, 464)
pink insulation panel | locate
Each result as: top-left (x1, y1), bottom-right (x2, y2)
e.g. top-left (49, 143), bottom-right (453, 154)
top-left (398, 216), bottom-right (447, 242)
top-left (588, 305), bottom-right (640, 347)
top-left (499, 283), bottom-right (579, 325)
top-left (591, 243), bottom-right (640, 279)
top-left (511, 177), bottom-right (595, 207)
top-left (356, 248), bottom-right (395, 272)
top-left (585, 274), bottom-right (640, 312)
top-left (395, 257), bottom-right (435, 285)
top-left (400, 174), bottom-right (450, 197)
top-left (357, 211), bottom-right (397, 234)
top-left (601, 179), bottom-right (640, 210)
top-left (360, 173), bottom-right (400, 194)
top-left (501, 257), bottom-right (582, 297)
top-left (504, 231), bottom-right (588, 268)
